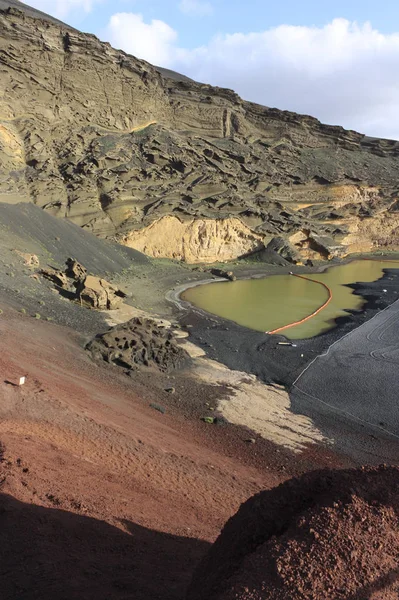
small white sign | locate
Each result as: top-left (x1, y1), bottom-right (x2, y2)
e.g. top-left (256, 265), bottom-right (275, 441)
top-left (18, 377), bottom-right (26, 386)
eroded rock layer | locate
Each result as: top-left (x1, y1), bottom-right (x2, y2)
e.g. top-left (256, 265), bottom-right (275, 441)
top-left (1, 3), bottom-right (399, 261)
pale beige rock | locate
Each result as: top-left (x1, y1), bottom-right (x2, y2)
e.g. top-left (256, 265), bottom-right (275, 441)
top-left (15, 251), bottom-right (39, 267)
top-left (123, 216), bottom-right (264, 263)
top-left (39, 267), bottom-right (68, 288)
top-left (76, 275), bottom-right (125, 310)
top-left (65, 258), bottom-right (87, 282)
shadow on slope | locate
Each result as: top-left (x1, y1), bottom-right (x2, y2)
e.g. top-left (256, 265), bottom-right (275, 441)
top-left (0, 492), bottom-right (209, 600)
top-left (0, 202), bottom-right (149, 273)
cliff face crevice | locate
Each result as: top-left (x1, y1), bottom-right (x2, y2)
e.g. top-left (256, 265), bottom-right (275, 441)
top-left (1, 4), bottom-right (399, 261)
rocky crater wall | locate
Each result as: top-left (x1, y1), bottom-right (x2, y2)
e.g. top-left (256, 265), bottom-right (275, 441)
top-left (1, 5), bottom-right (399, 261)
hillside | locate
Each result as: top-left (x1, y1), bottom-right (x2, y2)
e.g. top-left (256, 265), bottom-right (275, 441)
top-left (1, 2), bottom-right (399, 262)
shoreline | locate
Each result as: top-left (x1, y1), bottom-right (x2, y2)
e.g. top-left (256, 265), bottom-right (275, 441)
top-left (172, 264), bottom-right (399, 389)
top-left (169, 262), bottom-right (399, 463)
top-left (168, 256), bottom-right (399, 335)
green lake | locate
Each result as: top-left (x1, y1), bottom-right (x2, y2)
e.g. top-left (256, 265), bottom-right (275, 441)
top-left (181, 260), bottom-right (399, 339)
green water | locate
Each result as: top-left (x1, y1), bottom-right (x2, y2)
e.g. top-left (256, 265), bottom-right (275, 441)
top-left (181, 260), bottom-right (399, 339)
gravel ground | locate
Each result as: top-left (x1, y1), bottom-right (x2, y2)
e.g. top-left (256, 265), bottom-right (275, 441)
top-left (188, 465), bottom-right (399, 600)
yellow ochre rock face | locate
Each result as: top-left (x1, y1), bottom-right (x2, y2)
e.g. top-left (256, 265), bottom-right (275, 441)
top-left (123, 216), bottom-right (264, 263)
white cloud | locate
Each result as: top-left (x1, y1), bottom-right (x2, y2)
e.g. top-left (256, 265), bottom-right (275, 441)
top-left (104, 16), bottom-right (399, 139)
top-left (106, 13), bottom-right (177, 66)
top-left (179, 0), bottom-right (213, 17)
top-left (28, 0), bottom-right (101, 18)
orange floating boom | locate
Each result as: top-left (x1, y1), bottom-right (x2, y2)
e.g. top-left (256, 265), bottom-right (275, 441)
top-left (267, 273), bottom-right (333, 335)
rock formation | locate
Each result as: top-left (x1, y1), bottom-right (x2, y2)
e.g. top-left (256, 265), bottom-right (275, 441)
top-left (187, 466), bottom-right (399, 600)
top-left (40, 258), bottom-right (126, 309)
top-left (76, 275), bottom-right (126, 310)
top-left (1, 2), bottom-right (399, 261)
top-left (87, 317), bottom-right (191, 372)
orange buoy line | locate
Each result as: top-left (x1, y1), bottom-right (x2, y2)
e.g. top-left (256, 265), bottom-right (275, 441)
top-left (267, 273), bottom-right (333, 335)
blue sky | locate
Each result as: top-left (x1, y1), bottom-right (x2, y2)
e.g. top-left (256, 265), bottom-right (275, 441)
top-left (27, 1), bottom-right (399, 139)
top-left (40, 0), bottom-right (399, 42)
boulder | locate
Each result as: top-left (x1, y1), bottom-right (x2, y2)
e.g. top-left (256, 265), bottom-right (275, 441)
top-left (265, 236), bottom-right (301, 264)
top-left (307, 234), bottom-right (345, 259)
top-left (65, 258), bottom-right (87, 282)
top-left (210, 268), bottom-right (236, 281)
top-left (39, 267), bottom-right (69, 288)
top-left (76, 275), bottom-right (126, 310)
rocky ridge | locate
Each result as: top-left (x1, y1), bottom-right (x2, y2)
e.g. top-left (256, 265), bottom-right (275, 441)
top-left (187, 466), bottom-right (399, 600)
top-left (1, 3), bottom-right (399, 261)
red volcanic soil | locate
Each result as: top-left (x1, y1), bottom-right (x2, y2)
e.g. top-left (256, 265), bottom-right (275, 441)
top-left (0, 303), bottom-right (353, 599)
top-left (0, 304), bottom-right (282, 599)
top-left (187, 466), bottom-right (399, 600)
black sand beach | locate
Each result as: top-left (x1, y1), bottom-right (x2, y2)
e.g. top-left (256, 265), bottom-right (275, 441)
top-left (176, 266), bottom-right (399, 387)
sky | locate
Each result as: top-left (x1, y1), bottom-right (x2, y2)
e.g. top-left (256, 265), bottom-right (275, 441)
top-left (25, 0), bottom-right (399, 140)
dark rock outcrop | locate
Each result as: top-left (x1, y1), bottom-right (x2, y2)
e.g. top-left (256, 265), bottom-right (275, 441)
top-left (87, 317), bottom-right (191, 372)
top-left (265, 236), bottom-right (301, 264)
top-left (210, 269), bottom-right (236, 281)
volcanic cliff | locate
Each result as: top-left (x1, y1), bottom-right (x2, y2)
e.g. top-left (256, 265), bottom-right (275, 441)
top-left (1, 1), bottom-right (399, 262)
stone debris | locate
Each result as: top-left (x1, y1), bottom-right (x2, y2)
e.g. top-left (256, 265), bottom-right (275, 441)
top-left (201, 417), bottom-right (216, 424)
top-left (149, 403), bottom-right (166, 414)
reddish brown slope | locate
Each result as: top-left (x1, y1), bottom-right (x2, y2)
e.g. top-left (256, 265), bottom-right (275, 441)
top-left (187, 466), bottom-right (399, 600)
top-left (0, 304), bottom-right (283, 599)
